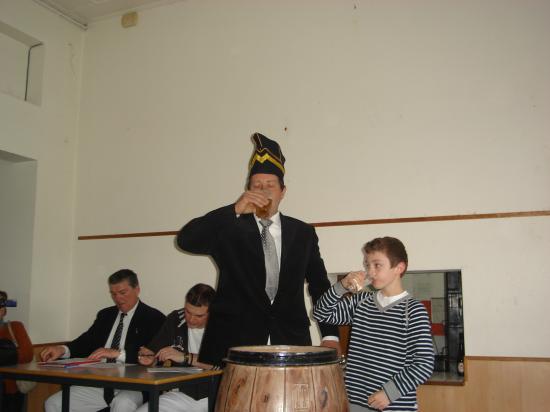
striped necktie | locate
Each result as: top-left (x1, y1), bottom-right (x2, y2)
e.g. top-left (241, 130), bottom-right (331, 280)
top-left (260, 219), bottom-right (279, 301)
top-left (104, 312), bottom-right (126, 404)
top-left (108, 313), bottom-right (126, 361)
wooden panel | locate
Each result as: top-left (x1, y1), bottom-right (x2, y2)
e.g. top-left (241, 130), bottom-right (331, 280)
top-left (283, 367), bottom-right (315, 411)
top-left (417, 358), bottom-right (550, 412)
top-left (218, 364), bottom-right (257, 412)
top-left (249, 367), bottom-right (285, 411)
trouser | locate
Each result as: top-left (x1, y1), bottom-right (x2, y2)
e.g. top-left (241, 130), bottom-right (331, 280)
top-left (135, 391), bottom-right (207, 412)
top-left (350, 404), bottom-right (370, 411)
top-left (1, 392), bottom-right (24, 412)
top-left (44, 387), bottom-right (143, 412)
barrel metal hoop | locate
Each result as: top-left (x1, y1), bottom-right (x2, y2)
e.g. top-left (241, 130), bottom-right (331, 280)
top-left (225, 347), bottom-right (338, 366)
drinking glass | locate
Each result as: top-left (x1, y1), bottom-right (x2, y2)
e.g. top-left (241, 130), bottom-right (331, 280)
top-left (345, 271), bottom-right (372, 293)
top-left (256, 190), bottom-right (272, 219)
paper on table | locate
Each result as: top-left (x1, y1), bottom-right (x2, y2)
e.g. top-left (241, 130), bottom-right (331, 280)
top-left (38, 358), bottom-right (103, 368)
top-left (84, 362), bottom-right (134, 368)
top-left (147, 367), bottom-right (204, 373)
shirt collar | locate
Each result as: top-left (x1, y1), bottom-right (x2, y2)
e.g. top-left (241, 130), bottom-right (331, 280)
top-left (254, 211), bottom-right (281, 227)
top-left (120, 300), bottom-right (139, 317)
top-left (376, 290), bottom-right (409, 307)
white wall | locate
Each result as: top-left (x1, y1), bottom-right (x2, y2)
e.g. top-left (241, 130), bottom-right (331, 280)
top-left (71, 0), bottom-right (550, 357)
top-left (0, 0), bottom-right (83, 342)
top-left (2, 0), bottom-right (548, 357)
top-left (0, 154), bottom-right (36, 325)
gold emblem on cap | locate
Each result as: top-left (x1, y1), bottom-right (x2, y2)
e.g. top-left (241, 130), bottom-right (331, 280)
top-left (249, 151), bottom-right (285, 174)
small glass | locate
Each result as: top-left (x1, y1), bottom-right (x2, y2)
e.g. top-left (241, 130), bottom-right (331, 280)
top-left (255, 190), bottom-right (272, 219)
top-left (343, 271), bottom-right (372, 293)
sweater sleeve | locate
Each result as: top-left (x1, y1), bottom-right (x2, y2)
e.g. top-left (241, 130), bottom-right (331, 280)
top-left (313, 282), bottom-right (364, 326)
top-left (382, 302), bottom-right (435, 402)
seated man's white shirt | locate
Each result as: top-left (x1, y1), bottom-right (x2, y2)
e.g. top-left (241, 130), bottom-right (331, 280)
top-left (104, 302), bottom-right (138, 363)
top-left (188, 328), bottom-right (204, 354)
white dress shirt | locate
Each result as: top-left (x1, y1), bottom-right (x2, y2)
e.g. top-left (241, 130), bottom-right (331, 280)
top-left (253, 211), bottom-right (282, 266)
top-left (104, 300), bottom-right (139, 362)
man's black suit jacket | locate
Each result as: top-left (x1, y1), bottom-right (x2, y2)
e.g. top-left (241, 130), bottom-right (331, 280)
top-left (146, 309), bottom-right (188, 354)
top-left (177, 204), bottom-right (338, 365)
top-left (67, 301), bottom-right (166, 364)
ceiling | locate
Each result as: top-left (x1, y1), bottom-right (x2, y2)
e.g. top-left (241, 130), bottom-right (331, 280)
top-left (33, 0), bottom-right (183, 28)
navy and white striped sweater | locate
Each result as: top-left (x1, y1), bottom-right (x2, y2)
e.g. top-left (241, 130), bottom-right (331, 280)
top-left (313, 284), bottom-right (434, 411)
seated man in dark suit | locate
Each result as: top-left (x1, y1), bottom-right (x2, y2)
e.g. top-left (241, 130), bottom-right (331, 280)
top-left (136, 283), bottom-right (215, 412)
top-left (40, 269), bottom-right (166, 412)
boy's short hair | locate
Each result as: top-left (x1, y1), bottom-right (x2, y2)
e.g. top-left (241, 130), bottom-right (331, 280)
top-left (108, 269), bottom-right (139, 288)
top-left (363, 237), bottom-right (408, 276)
top-left (186, 283), bottom-right (216, 307)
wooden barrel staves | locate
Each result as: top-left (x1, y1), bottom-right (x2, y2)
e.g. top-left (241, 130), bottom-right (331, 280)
top-left (215, 345), bottom-right (349, 412)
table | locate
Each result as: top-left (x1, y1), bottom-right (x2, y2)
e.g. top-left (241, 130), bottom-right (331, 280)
top-left (0, 362), bottom-right (222, 412)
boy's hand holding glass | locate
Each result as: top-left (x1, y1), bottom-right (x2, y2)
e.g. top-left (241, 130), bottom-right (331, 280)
top-left (341, 271), bottom-right (372, 293)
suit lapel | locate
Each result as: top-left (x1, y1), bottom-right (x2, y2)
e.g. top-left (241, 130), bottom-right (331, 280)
top-left (279, 213), bottom-right (296, 280)
top-left (124, 301), bottom-right (142, 350)
top-left (241, 213), bottom-right (280, 306)
top-left (240, 213), bottom-right (264, 259)
top-left (103, 308), bottom-right (119, 348)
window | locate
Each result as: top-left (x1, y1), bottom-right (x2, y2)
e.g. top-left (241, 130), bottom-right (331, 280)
top-left (0, 20), bottom-right (44, 105)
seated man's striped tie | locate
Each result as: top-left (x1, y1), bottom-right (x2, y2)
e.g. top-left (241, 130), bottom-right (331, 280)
top-left (104, 312), bottom-right (126, 404)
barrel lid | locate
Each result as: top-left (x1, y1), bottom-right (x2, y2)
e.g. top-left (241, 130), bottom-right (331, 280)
top-left (225, 345), bottom-right (338, 366)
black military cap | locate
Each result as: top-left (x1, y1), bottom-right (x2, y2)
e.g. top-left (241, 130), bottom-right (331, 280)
top-left (248, 133), bottom-right (285, 180)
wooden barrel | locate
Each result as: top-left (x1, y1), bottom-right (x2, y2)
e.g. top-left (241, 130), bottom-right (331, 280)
top-left (215, 345), bottom-right (349, 412)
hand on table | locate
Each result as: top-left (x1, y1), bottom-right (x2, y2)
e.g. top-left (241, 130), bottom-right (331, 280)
top-left (156, 346), bottom-right (186, 364)
top-left (88, 347), bottom-right (120, 361)
top-left (40, 345), bottom-right (65, 362)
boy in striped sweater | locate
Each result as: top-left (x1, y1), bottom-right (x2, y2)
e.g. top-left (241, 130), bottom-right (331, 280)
top-left (314, 237), bottom-right (434, 411)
